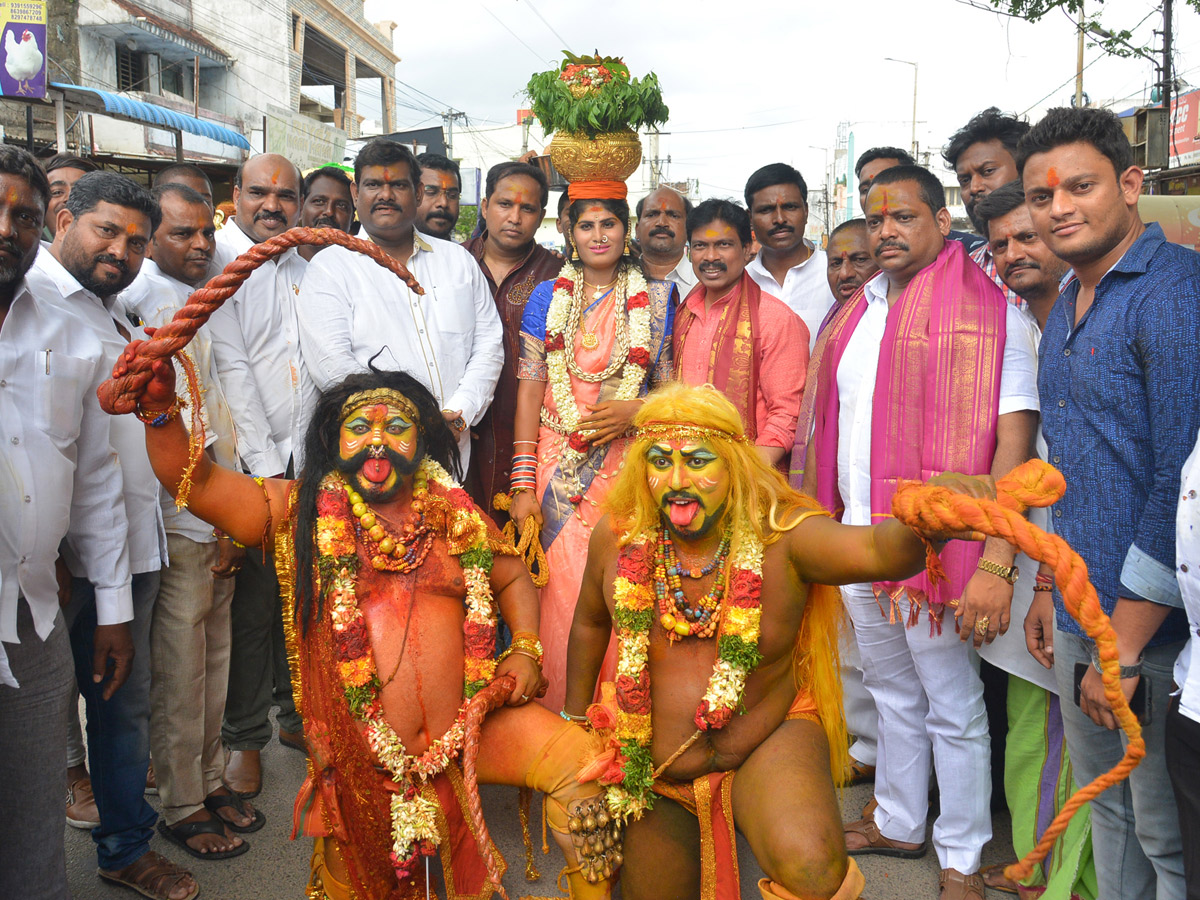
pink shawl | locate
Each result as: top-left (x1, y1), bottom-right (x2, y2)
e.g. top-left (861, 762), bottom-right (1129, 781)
top-left (809, 240), bottom-right (1007, 624)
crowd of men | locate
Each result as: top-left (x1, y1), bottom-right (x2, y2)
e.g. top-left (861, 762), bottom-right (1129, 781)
top-left (0, 99), bottom-right (1198, 900)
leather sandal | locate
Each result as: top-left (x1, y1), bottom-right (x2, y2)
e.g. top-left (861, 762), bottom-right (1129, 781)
top-left (204, 789), bottom-right (266, 833)
top-left (843, 814), bottom-right (926, 859)
top-left (843, 759), bottom-right (876, 786)
top-left (157, 815), bottom-right (250, 861)
top-left (939, 867), bottom-right (985, 900)
top-left (98, 849), bottom-right (200, 900)
top-left (981, 862), bottom-right (1020, 894)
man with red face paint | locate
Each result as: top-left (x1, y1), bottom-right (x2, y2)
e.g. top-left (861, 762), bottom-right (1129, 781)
top-left (415, 153), bottom-right (462, 241)
top-left (801, 165), bottom-right (1040, 900)
top-left (114, 356), bottom-right (620, 900)
top-left (566, 382), bottom-right (997, 900)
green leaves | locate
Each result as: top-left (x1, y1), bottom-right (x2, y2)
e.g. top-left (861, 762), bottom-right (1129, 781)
top-left (526, 62), bottom-right (670, 138)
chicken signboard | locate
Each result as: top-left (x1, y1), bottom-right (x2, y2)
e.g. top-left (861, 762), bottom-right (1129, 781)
top-left (0, 0), bottom-right (45, 99)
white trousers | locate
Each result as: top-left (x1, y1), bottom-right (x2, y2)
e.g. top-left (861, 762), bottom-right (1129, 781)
top-left (838, 596), bottom-right (877, 767)
top-left (843, 583), bottom-right (991, 873)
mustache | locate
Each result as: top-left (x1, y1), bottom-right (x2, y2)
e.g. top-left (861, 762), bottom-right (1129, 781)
top-left (312, 215), bottom-right (341, 229)
top-left (769, 224), bottom-right (794, 234)
top-left (660, 489), bottom-right (701, 505)
top-left (874, 239), bottom-right (909, 257)
top-left (0, 237), bottom-right (21, 258)
top-left (94, 253), bottom-right (129, 275)
top-left (253, 210), bottom-right (287, 224)
top-left (373, 201), bottom-right (401, 212)
top-left (334, 442), bottom-right (422, 478)
top-left (649, 226), bottom-right (674, 237)
top-left (698, 261), bottom-right (727, 272)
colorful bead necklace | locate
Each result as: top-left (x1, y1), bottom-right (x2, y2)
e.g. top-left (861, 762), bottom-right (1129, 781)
top-left (654, 525), bottom-right (731, 641)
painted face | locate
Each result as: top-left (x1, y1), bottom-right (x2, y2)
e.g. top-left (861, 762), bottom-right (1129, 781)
top-left (688, 219), bottom-right (747, 297)
top-left (955, 139), bottom-right (1019, 220)
top-left (749, 183), bottom-right (808, 253)
top-left (481, 174), bottom-right (543, 252)
top-left (571, 204), bottom-right (625, 269)
top-left (301, 175), bottom-right (354, 233)
top-left (57, 200), bottom-right (151, 299)
top-left (416, 169), bottom-right (461, 239)
top-left (233, 155), bottom-right (300, 242)
top-left (353, 163), bottom-right (418, 241)
top-left (857, 157), bottom-right (902, 213)
top-left (336, 402), bottom-right (421, 502)
top-left (1022, 141), bottom-right (1141, 268)
top-left (645, 440), bottom-right (730, 539)
top-left (150, 193), bottom-right (215, 287)
top-left (865, 180), bottom-right (949, 288)
top-left (45, 166), bottom-right (88, 236)
top-left (0, 173), bottom-right (45, 288)
top-left (825, 226), bottom-right (878, 302)
top-left (635, 188), bottom-right (687, 255)
top-left (986, 203), bottom-right (1071, 302)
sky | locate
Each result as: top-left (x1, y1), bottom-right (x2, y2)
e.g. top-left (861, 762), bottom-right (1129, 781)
top-left (362, 0), bottom-right (1199, 200)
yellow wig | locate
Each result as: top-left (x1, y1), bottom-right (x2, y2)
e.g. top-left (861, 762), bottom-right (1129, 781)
top-left (606, 382), bottom-right (849, 784)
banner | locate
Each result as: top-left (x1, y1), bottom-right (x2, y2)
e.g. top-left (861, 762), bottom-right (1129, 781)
top-left (266, 105), bottom-right (348, 172)
top-left (0, 0), bottom-right (46, 99)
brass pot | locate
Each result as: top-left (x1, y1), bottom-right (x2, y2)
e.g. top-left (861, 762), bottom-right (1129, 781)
top-left (548, 128), bottom-right (642, 184)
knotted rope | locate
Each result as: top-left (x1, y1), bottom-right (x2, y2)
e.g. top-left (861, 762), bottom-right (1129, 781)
top-left (891, 459), bottom-right (1144, 883)
top-left (97, 227), bottom-right (422, 415)
top-left (493, 493), bottom-right (549, 587)
top-left (461, 674), bottom-right (518, 899)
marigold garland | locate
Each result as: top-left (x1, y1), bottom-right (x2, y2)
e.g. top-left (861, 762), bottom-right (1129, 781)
top-left (316, 458), bottom-right (499, 884)
top-left (598, 527), bottom-right (765, 821)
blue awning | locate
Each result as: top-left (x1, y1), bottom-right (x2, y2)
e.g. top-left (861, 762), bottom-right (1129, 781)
top-left (50, 82), bottom-right (251, 151)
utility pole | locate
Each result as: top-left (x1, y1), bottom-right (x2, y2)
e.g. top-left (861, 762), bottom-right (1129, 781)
top-left (1162, 0), bottom-right (1173, 115)
top-left (1075, 2), bottom-right (1085, 108)
top-left (442, 109), bottom-right (466, 158)
top-left (884, 58), bottom-right (918, 158)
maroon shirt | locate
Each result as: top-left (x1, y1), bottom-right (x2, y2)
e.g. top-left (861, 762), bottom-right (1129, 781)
top-left (464, 232), bottom-right (562, 522)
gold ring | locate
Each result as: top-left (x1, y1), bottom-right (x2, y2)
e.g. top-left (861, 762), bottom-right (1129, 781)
top-left (975, 616), bottom-right (991, 636)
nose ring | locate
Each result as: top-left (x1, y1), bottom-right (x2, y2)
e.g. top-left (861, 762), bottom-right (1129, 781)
top-left (600, 236), bottom-right (609, 244)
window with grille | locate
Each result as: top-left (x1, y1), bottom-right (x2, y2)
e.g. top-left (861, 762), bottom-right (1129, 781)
top-left (116, 46), bottom-right (145, 92)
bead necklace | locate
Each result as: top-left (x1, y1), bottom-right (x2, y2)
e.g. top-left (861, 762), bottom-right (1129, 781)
top-left (654, 524), bottom-right (732, 641)
top-left (347, 482), bottom-right (435, 572)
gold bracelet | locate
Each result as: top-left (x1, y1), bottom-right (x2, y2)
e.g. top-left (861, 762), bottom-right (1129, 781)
top-left (134, 394), bottom-right (186, 426)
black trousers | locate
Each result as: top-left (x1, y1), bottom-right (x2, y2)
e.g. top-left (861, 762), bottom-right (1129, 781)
top-left (1166, 694), bottom-right (1200, 900)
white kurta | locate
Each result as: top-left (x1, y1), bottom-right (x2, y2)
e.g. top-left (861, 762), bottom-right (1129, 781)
top-left (746, 241), bottom-right (834, 353)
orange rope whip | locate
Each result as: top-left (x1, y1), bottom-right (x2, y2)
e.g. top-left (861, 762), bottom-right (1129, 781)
top-left (890, 459), bottom-right (1144, 883)
top-left (96, 227), bottom-right (422, 415)
top-left (461, 673), bottom-right (518, 899)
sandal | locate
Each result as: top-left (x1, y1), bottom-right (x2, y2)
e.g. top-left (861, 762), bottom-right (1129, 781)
top-left (203, 789), bottom-right (266, 833)
top-left (156, 815), bottom-right (250, 861)
top-left (98, 849), bottom-right (200, 900)
top-left (843, 814), bottom-right (927, 859)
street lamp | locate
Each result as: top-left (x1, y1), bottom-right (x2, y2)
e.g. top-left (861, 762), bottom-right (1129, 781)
top-left (885, 57), bottom-right (919, 159)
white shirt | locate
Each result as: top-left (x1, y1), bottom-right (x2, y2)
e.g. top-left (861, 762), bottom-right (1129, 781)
top-left (1174, 436), bottom-right (1200, 722)
top-left (123, 259), bottom-right (239, 544)
top-left (206, 220), bottom-right (307, 475)
top-left (835, 269), bottom-right (1040, 529)
top-left (296, 231), bottom-right (504, 467)
top-left (0, 279), bottom-right (134, 686)
top-left (747, 240), bottom-right (836, 352)
top-left (27, 252), bottom-right (166, 576)
top-left (658, 253), bottom-right (698, 294)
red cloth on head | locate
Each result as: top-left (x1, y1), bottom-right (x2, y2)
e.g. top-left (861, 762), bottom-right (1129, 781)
top-left (567, 180), bottom-right (628, 200)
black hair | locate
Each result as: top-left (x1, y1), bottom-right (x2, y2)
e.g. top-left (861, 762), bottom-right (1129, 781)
top-left (355, 138), bottom-right (421, 188)
top-left (64, 171), bottom-right (161, 233)
top-left (854, 146), bottom-right (914, 177)
top-left (153, 164), bottom-right (212, 192)
top-left (635, 187), bottom-right (693, 220)
top-left (686, 198), bottom-right (751, 245)
top-left (294, 368), bottom-right (462, 633)
top-left (301, 165), bottom-right (352, 199)
top-left (744, 162), bottom-right (807, 207)
top-left (557, 190), bottom-right (570, 216)
top-left (972, 180), bottom-right (1027, 238)
top-left (1015, 106), bottom-right (1134, 177)
top-left (44, 153), bottom-right (98, 176)
top-left (867, 165), bottom-right (947, 214)
top-left (485, 161), bottom-right (548, 209)
top-left (151, 182), bottom-right (210, 209)
top-left (829, 217), bottom-right (868, 241)
top-left (0, 145), bottom-right (50, 210)
top-left (416, 152), bottom-right (460, 190)
top-left (943, 107), bottom-right (1029, 170)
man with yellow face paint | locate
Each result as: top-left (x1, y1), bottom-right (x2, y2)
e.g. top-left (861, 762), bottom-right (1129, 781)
top-left (565, 382), bottom-right (994, 900)
top-left (112, 356), bottom-right (621, 900)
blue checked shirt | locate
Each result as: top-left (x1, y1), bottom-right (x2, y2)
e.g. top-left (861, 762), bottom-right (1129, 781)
top-left (1040, 223), bottom-right (1200, 645)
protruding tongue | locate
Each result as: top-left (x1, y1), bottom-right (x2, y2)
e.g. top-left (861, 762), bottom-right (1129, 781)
top-left (668, 499), bottom-right (699, 528)
top-left (362, 458), bottom-right (392, 483)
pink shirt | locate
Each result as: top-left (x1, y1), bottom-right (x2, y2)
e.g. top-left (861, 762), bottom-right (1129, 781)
top-left (676, 284), bottom-right (809, 448)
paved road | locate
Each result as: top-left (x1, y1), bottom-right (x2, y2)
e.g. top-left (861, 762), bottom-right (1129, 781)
top-left (66, 714), bottom-right (1015, 899)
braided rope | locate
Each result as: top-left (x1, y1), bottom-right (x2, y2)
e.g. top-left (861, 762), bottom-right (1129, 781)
top-left (97, 227), bottom-right (423, 415)
top-left (890, 459), bottom-right (1144, 883)
top-left (461, 674), bottom-right (517, 899)
top-left (493, 493), bottom-right (549, 587)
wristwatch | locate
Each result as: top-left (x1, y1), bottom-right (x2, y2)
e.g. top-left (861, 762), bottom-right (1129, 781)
top-left (977, 558), bottom-right (1019, 584)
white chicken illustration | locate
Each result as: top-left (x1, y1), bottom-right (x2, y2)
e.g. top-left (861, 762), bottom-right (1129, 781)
top-left (4, 29), bottom-right (42, 95)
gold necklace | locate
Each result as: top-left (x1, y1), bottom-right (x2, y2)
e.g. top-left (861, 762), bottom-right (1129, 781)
top-left (578, 278), bottom-right (616, 351)
top-left (582, 279), bottom-right (617, 301)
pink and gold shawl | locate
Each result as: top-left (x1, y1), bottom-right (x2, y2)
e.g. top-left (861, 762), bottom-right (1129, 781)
top-left (809, 240), bottom-right (1007, 625)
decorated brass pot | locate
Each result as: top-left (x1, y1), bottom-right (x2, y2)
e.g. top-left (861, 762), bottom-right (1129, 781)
top-left (548, 128), bottom-right (642, 184)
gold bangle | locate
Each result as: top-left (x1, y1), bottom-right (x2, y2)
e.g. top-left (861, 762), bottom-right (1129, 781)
top-left (134, 395), bottom-right (186, 426)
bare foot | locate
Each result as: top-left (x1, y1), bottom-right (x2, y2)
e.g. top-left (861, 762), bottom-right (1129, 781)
top-left (205, 785), bottom-right (259, 830)
top-left (100, 850), bottom-right (199, 900)
top-left (175, 809), bottom-right (244, 855)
